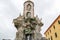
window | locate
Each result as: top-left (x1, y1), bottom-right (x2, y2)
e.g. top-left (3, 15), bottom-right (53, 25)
top-left (50, 30), bottom-right (51, 33)
top-left (55, 32), bottom-right (57, 38)
top-left (53, 25), bottom-right (55, 29)
top-left (46, 34), bottom-right (47, 37)
top-left (48, 38), bottom-right (50, 40)
top-left (48, 32), bottom-right (49, 35)
top-left (58, 20), bottom-right (60, 24)
top-left (51, 36), bottom-right (53, 40)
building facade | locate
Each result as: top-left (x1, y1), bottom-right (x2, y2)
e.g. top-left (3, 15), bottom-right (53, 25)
top-left (44, 15), bottom-right (60, 40)
top-left (13, 0), bottom-right (44, 40)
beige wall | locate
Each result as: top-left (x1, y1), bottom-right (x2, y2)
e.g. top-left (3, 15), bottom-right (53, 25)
top-left (45, 16), bottom-right (60, 40)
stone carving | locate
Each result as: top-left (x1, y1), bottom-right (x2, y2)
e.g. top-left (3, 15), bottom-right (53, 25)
top-left (13, 15), bottom-right (43, 40)
top-left (13, 0), bottom-right (47, 40)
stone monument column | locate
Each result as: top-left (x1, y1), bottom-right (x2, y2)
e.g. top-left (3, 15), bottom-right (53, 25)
top-left (13, 0), bottom-right (44, 40)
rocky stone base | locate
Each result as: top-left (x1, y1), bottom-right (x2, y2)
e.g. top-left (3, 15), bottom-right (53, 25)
top-left (15, 31), bottom-right (47, 40)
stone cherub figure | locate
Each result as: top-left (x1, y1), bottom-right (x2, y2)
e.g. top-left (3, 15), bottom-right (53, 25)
top-left (33, 16), bottom-right (43, 40)
top-left (13, 15), bottom-right (43, 40)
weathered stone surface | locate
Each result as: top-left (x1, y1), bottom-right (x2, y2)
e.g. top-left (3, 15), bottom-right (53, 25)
top-left (14, 15), bottom-right (43, 40)
top-left (13, 0), bottom-right (46, 40)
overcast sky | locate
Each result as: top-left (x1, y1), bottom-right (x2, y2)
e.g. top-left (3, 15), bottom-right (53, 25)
top-left (0, 0), bottom-right (60, 40)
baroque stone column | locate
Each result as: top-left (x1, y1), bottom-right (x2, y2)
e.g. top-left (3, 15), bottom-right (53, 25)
top-left (13, 0), bottom-right (44, 40)
top-left (13, 15), bottom-right (43, 40)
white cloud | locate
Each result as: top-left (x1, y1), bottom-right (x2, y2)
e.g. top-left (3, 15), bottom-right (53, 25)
top-left (0, 0), bottom-right (60, 39)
